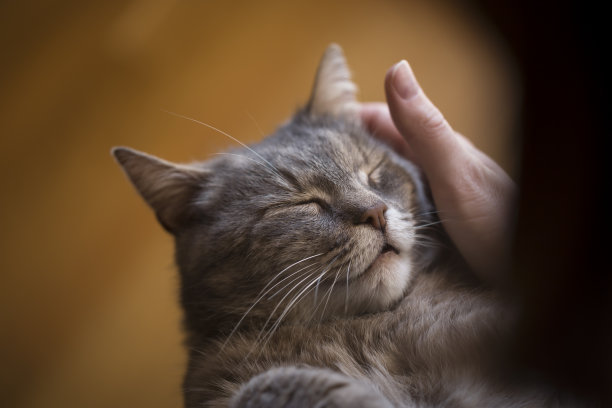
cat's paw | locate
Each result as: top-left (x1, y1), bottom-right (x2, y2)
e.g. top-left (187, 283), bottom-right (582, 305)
top-left (230, 366), bottom-right (393, 408)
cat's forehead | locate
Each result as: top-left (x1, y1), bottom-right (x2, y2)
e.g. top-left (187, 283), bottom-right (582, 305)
top-left (264, 125), bottom-right (378, 186)
top-left (265, 122), bottom-right (375, 168)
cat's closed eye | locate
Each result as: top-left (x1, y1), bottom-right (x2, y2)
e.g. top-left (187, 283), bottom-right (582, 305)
top-left (295, 198), bottom-right (329, 212)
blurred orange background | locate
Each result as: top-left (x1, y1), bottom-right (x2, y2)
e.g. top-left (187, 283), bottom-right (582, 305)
top-left (0, 1), bottom-right (518, 407)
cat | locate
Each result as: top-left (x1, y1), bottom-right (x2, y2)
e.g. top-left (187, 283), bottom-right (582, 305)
top-left (113, 45), bottom-right (565, 407)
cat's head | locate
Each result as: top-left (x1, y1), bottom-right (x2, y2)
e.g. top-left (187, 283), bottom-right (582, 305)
top-left (113, 45), bottom-right (440, 339)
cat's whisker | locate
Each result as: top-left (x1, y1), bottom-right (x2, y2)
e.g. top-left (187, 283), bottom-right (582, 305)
top-left (212, 152), bottom-right (270, 172)
top-left (416, 213), bottom-right (464, 226)
top-left (309, 277), bottom-right (334, 320)
top-left (251, 252), bottom-right (324, 302)
top-left (414, 208), bottom-right (456, 219)
top-left (223, 262), bottom-right (320, 349)
top-left (245, 111), bottom-right (265, 138)
top-left (309, 256), bottom-right (349, 321)
top-left (416, 210), bottom-right (441, 217)
top-left (413, 230), bottom-right (441, 241)
top-left (221, 253), bottom-right (324, 349)
top-left (313, 277), bottom-right (321, 305)
top-left (267, 262), bottom-right (321, 300)
top-left (344, 260), bottom-right (352, 314)
top-left (161, 109), bottom-right (287, 182)
top-left (257, 252), bottom-right (324, 297)
top-left (414, 220), bottom-right (445, 229)
top-left (414, 237), bottom-right (440, 247)
top-left (190, 347), bottom-right (206, 358)
top-left (312, 254), bottom-right (341, 305)
top-left (254, 266), bottom-right (324, 342)
top-left (244, 267), bottom-right (322, 359)
top-left (414, 231), bottom-right (441, 240)
top-left (257, 256), bottom-right (340, 352)
top-left (257, 255), bottom-right (340, 345)
top-left (317, 261), bottom-right (345, 322)
top-left (414, 233), bottom-right (450, 251)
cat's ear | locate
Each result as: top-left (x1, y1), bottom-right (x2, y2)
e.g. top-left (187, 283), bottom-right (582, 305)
top-left (306, 44), bottom-right (358, 118)
top-left (112, 147), bottom-right (207, 233)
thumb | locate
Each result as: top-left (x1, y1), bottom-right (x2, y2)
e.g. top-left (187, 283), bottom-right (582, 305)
top-left (384, 61), bottom-right (465, 184)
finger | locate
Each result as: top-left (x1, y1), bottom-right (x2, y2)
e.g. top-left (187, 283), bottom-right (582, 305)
top-left (384, 60), bottom-right (465, 182)
top-left (455, 131), bottom-right (503, 173)
top-left (359, 103), bottom-right (416, 162)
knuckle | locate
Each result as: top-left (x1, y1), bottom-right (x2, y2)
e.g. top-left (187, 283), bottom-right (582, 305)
top-left (420, 105), bottom-right (448, 135)
top-left (371, 108), bottom-right (387, 127)
top-left (363, 106), bottom-right (388, 134)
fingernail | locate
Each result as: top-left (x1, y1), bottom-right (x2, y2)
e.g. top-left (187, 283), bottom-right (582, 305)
top-left (391, 60), bottom-right (418, 99)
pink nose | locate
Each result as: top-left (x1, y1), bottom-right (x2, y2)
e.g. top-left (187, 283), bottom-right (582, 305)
top-left (359, 203), bottom-right (388, 231)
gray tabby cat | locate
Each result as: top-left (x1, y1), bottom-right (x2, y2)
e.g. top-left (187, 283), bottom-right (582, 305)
top-left (113, 45), bottom-right (558, 407)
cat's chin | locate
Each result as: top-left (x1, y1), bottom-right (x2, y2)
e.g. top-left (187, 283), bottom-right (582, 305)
top-left (357, 244), bottom-right (400, 279)
top-left (350, 251), bottom-right (412, 314)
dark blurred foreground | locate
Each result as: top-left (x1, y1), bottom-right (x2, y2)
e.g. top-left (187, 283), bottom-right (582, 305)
top-left (476, 0), bottom-right (610, 404)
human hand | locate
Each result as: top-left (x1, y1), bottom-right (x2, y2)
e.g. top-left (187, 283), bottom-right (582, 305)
top-left (360, 61), bottom-right (517, 283)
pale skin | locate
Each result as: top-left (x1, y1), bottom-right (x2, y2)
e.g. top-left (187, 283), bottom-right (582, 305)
top-left (360, 60), bottom-right (517, 283)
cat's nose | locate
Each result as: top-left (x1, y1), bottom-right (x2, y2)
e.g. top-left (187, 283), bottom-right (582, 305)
top-left (358, 203), bottom-right (388, 231)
